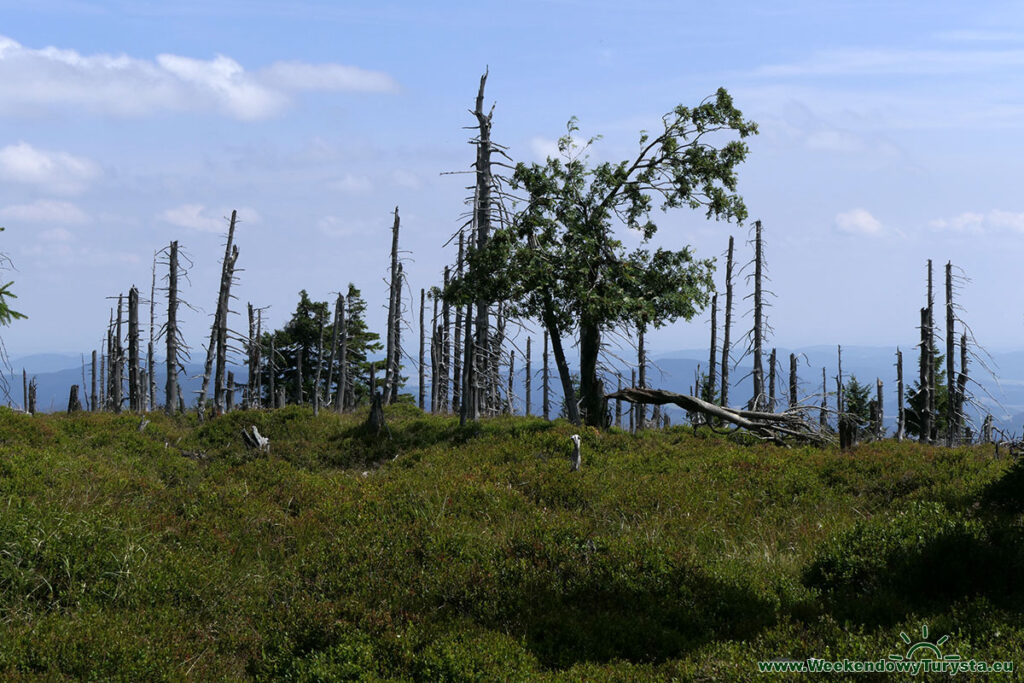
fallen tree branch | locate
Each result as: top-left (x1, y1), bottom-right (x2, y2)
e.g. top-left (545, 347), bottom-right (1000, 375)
top-left (606, 387), bottom-right (834, 446)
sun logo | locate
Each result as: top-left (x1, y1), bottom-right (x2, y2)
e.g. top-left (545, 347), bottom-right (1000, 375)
top-left (889, 624), bottom-right (961, 664)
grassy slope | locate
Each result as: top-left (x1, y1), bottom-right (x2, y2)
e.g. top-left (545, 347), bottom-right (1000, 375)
top-left (0, 405), bottom-right (1021, 681)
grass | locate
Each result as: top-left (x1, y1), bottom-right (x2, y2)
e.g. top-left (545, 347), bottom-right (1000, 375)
top-left (0, 404), bottom-right (1020, 680)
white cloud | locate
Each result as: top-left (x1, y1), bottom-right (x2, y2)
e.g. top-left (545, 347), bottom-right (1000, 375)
top-left (929, 210), bottom-right (1024, 235)
top-left (0, 142), bottom-right (100, 194)
top-left (391, 169), bottom-right (421, 190)
top-left (0, 199), bottom-right (89, 224)
top-left (755, 47), bottom-right (1024, 78)
top-left (0, 34), bottom-right (398, 120)
top-left (529, 135), bottom-right (590, 162)
top-left (329, 173), bottom-right (373, 194)
top-left (159, 205), bottom-right (261, 233)
top-left (260, 61), bottom-right (397, 93)
top-left (835, 208), bottom-right (883, 236)
top-left (317, 215), bottom-right (358, 238)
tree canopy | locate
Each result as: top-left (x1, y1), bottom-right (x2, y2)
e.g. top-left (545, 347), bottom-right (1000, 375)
top-left (448, 88), bottom-right (757, 426)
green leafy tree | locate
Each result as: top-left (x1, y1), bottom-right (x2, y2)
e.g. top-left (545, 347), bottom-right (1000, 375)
top-left (341, 283), bottom-right (384, 408)
top-left (843, 375), bottom-right (872, 435)
top-left (448, 89), bottom-right (756, 426)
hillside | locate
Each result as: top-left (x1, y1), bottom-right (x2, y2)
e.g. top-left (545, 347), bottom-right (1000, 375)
top-left (0, 407), bottom-right (1021, 679)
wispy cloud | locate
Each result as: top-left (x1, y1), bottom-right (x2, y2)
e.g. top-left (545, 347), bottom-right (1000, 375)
top-left (835, 208), bottom-right (883, 236)
top-left (753, 47), bottom-right (1024, 78)
top-left (0, 199), bottom-right (89, 225)
top-left (328, 173), bottom-right (373, 194)
top-left (0, 142), bottom-right (100, 194)
top-left (929, 210), bottom-right (1024, 235)
top-left (159, 204), bottom-right (260, 233)
top-left (0, 35), bottom-right (398, 120)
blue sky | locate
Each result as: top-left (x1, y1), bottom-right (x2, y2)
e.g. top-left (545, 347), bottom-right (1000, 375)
top-left (1, 0), bottom-right (1023, 365)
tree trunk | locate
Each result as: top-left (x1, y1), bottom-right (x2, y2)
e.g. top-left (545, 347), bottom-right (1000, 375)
top-left (876, 378), bottom-right (884, 440)
top-left (615, 374), bottom-right (622, 428)
top-left (418, 288), bottom-right (426, 410)
top-left (91, 350), bottom-right (98, 412)
top-left (580, 320), bottom-right (607, 427)
top-left (384, 207), bottom-right (400, 404)
top-left (819, 367), bottom-right (827, 429)
top-left (165, 241), bottom-right (179, 414)
top-left (452, 232), bottom-right (464, 416)
top-left (27, 378), bottom-right (36, 415)
top-left (920, 307), bottom-right (931, 444)
top-left (128, 287), bottom-right (140, 412)
top-left (637, 322), bottom-right (647, 430)
top-left (721, 235), bottom-right (734, 408)
top-left (442, 266), bottom-right (451, 412)
top-left (471, 69), bottom-right (494, 422)
top-left (541, 299), bottom-right (580, 425)
top-left (768, 347), bottom-right (776, 412)
top-left (789, 353), bottom-right (797, 408)
top-left (67, 385), bottom-right (82, 414)
top-left (295, 346), bottom-right (303, 405)
top-left (268, 337), bottom-right (276, 409)
top-left (630, 369), bottom-right (637, 433)
top-left (113, 295), bottom-right (123, 414)
top-left (313, 316), bottom-right (324, 417)
top-left (896, 347), bottom-right (905, 442)
top-left (336, 298), bottom-right (347, 412)
top-left (148, 254), bottom-right (157, 411)
top-left (22, 367), bottom-right (27, 412)
top-left (926, 259), bottom-right (935, 443)
top-left (542, 329), bottom-right (550, 421)
top-left (525, 336), bottom-right (532, 416)
top-left (706, 292), bottom-right (717, 403)
top-left (957, 333), bottom-right (968, 443)
top-left (200, 210), bottom-right (238, 417)
top-left (945, 261), bottom-right (955, 446)
top-left (751, 220), bottom-right (765, 411)
top-left (227, 371), bottom-right (235, 412)
top-left (506, 349), bottom-right (514, 415)
top-left (837, 344), bottom-right (844, 414)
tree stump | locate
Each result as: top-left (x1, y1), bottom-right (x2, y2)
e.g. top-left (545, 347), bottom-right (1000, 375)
top-left (67, 385), bottom-right (83, 414)
top-left (366, 391), bottom-right (386, 435)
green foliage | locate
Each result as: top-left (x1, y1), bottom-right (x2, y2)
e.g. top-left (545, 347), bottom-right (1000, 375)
top-left (260, 286), bottom-right (383, 409)
top-left (0, 228), bottom-right (26, 326)
top-left (0, 407), bottom-right (1017, 679)
top-left (447, 89), bottom-right (757, 425)
top-left (905, 342), bottom-right (949, 440)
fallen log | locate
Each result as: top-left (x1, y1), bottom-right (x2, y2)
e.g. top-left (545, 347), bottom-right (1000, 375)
top-left (605, 387), bottom-right (834, 446)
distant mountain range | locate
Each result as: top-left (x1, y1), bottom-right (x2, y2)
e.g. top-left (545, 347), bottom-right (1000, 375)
top-left (6, 345), bottom-right (1024, 435)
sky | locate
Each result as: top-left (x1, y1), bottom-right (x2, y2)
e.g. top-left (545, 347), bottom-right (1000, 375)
top-left (1, 0), bottom-right (1024, 367)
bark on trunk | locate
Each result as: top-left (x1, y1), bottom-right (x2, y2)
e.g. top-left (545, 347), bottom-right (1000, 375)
top-left (542, 329), bottom-right (550, 421)
top-left (541, 300), bottom-right (579, 425)
top-left (721, 235), bottom-right (734, 408)
top-left (897, 347), bottom-right (905, 442)
top-left (166, 241), bottom-right (179, 414)
top-left (385, 207), bottom-right (400, 404)
top-left (789, 353), bottom-right (797, 408)
top-left (91, 350), bottom-right (98, 412)
top-left (579, 320), bottom-right (607, 427)
top-left (945, 261), bottom-right (955, 446)
top-left (706, 292), bottom-right (717, 404)
top-left (751, 220), bottom-right (765, 411)
top-left (418, 288), bottom-right (426, 410)
top-left (525, 336), bottom-right (532, 416)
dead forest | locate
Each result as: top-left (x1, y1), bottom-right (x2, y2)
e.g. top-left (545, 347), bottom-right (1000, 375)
top-left (12, 72), bottom-right (1006, 452)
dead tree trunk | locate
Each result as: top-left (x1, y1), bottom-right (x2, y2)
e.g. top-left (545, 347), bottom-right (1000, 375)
top-left (100, 337), bottom-right (106, 411)
top-left (957, 333), bottom-right (968, 442)
top-left (27, 378), bottom-right (35, 415)
top-left (945, 261), bottom-right (955, 446)
top-left (470, 69), bottom-right (494, 422)
top-left (768, 347), bottom-right (777, 412)
top-left (459, 296), bottom-right (473, 426)
top-left (920, 307), bottom-right (932, 444)
top-left (630, 369), bottom-right (637, 432)
top-left (452, 232), bottom-right (464, 416)
top-left (227, 371), bottom-right (235, 412)
top-left (248, 303), bottom-right (256, 409)
top-left (268, 337), bottom-right (276, 409)
top-left (165, 240), bottom-right (179, 414)
top-left (750, 219), bottom-right (766, 411)
top-left (199, 210), bottom-right (238, 417)
top-left (128, 287), bottom-right (140, 412)
top-left (336, 297), bottom-right (348, 412)
top-left (837, 344), bottom-right (844, 415)
top-left (525, 336), bottom-right (532, 416)
top-left (113, 295), bottom-right (123, 414)
top-left (721, 235), bottom-right (734, 408)
top-left (148, 254), bottom-right (157, 411)
top-left (384, 207), bottom-right (401, 404)
top-left (67, 385), bottom-right (82, 414)
top-left (313, 316), bottom-right (324, 417)
top-left (506, 349), bottom-right (514, 415)
top-left (706, 292), bottom-right (718, 404)
top-left (615, 374), bottom-right (623, 428)
top-left (295, 346), bottom-right (303, 405)
top-left (789, 353), bottom-right (798, 408)
top-left (430, 294), bottom-right (439, 413)
top-left (896, 347), bottom-right (905, 442)
top-left (637, 322), bottom-right (647, 430)
top-left (442, 266), bottom-right (451, 413)
top-left (819, 367), bottom-right (827, 429)
top-left (91, 350), bottom-right (98, 412)
top-left (418, 288), bottom-right (426, 410)
top-left (875, 378), bottom-right (884, 440)
top-left (926, 259), bottom-right (936, 443)
top-left (542, 329), bottom-right (550, 420)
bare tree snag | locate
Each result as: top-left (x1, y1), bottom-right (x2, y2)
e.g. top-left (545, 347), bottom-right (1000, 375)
top-left (27, 377), bottom-right (36, 415)
top-left (789, 353), bottom-right (798, 408)
top-left (442, 266), bottom-right (451, 412)
top-left (470, 68), bottom-right (494, 422)
top-left (637, 322), bottom-right (647, 430)
top-left (957, 332), bottom-right (968, 442)
top-left (313, 315), bottom-right (324, 417)
top-left (385, 207), bottom-right (401, 404)
top-left (165, 240), bottom-right (179, 414)
top-left (91, 350), bottom-right (98, 412)
top-left (248, 303), bottom-right (256, 409)
top-left (926, 259), bottom-right (935, 443)
top-left (542, 329), bottom-right (550, 420)
top-left (430, 293), bottom-right (439, 413)
top-left (366, 390), bottom-right (386, 435)
top-left (242, 425), bottom-right (270, 453)
top-left (919, 307), bottom-right (931, 444)
top-left (418, 288), bottom-right (426, 410)
top-left (768, 347), bottom-right (777, 412)
top-left (525, 336), bottom-right (532, 416)
top-left (506, 349), bottom-right (515, 415)
top-left (750, 220), bottom-right (765, 411)
top-left (199, 210), bottom-right (239, 418)
top-left (896, 347), bottom-right (905, 442)
top-left (608, 386), bottom-right (830, 445)
top-left (945, 261), bottom-right (955, 446)
top-left (837, 344), bottom-right (844, 414)
top-left (21, 367), bottom-right (27, 412)
top-left (452, 232), bottom-right (464, 416)
top-left (268, 337), bottom-right (276, 409)
top-left (128, 286), bottom-right (140, 412)
top-left (227, 371), bottom-right (235, 412)
top-left (325, 297), bottom-right (340, 412)
top-left (875, 378), bottom-right (884, 440)
top-left (67, 385), bottom-right (82, 414)
top-left (295, 346), bottom-right (303, 405)
top-left (819, 367), bottom-right (827, 429)
top-left (114, 295), bottom-right (123, 414)
top-left (149, 253), bottom-right (157, 411)
top-left (706, 292), bottom-right (718, 404)
top-left (721, 235), bottom-right (734, 409)
top-left (100, 336), bottom-right (106, 411)
top-left (336, 297), bottom-right (348, 412)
